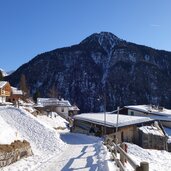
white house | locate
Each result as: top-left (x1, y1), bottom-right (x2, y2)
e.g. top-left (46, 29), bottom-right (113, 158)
top-left (123, 105), bottom-right (171, 128)
top-left (36, 98), bottom-right (79, 119)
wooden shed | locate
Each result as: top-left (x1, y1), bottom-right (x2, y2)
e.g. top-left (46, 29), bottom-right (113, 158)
top-left (7, 86), bottom-right (23, 104)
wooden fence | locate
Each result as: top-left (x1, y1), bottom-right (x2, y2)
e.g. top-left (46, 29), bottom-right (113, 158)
top-left (104, 136), bottom-right (149, 171)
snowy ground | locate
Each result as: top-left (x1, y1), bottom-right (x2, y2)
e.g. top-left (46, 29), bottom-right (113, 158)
top-left (0, 106), bottom-right (115, 171)
top-left (36, 114), bottom-right (68, 130)
top-left (127, 143), bottom-right (171, 171)
top-left (0, 114), bottom-right (22, 144)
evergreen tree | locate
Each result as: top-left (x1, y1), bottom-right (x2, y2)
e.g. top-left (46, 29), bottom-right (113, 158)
top-left (33, 89), bottom-right (41, 103)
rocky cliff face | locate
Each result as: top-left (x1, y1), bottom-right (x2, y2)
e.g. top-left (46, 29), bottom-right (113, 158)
top-left (5, 32), bottom-right (171, 112)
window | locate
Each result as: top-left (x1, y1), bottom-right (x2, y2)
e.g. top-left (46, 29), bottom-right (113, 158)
top-left (1, 90), bottom-right (5, 95)
top-left (69, 111), bottom-right (73, 116)
top-left (61, 108), bottom-right (64, 112)
top-left (131, 111), bottom-right (134, 116)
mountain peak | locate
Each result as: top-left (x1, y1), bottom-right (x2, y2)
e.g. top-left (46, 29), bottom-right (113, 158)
top-left (80, 32), bottom-right (122, 51)
top-left (97, 31), bottom-right (120, 40)
top-left (81, 32), bottom-right (120, 42)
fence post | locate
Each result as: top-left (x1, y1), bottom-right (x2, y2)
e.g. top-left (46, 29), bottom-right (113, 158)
top-left (112, 137), bottom-right (118, 157)
top-left (136, 161), bottom-right (149, 171)
top-left (140, 162), bottom-right (149, 171)
top-left (120, 143), bottom-right (125, 166)
top-left (115, 158), bottom-right (120, 167)
top-left (113, 145), bottom-right (117, 157)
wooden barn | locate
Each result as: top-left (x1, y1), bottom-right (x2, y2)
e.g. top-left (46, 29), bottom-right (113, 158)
top-left (7, 87), bottom-right (23, 104)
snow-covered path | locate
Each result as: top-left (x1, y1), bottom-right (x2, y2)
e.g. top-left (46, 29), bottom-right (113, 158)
top-left (37, 132), bottom-right (114, 171)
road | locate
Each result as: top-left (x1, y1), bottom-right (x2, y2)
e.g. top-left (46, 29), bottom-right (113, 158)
top-left (37, 132), bottom-right (117, 171)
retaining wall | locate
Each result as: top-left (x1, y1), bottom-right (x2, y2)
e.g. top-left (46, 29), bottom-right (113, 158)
top-left (139, 129), bottom-right (167, 150)
top-left (0, 140), bottom-right (33, 167)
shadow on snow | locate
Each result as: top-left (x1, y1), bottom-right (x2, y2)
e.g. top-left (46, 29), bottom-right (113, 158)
top-left (59, 132), bottom-right (108, 171)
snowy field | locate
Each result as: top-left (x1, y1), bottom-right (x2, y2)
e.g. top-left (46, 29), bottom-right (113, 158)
top-left (0, 106), bottom-right (115, 171)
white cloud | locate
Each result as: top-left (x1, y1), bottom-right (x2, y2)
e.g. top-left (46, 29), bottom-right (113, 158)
top-left (150, 24), bottom-right (160, 27)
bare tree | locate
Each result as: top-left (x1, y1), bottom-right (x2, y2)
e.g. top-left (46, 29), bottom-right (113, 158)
top-left (48, 84), bottom-right (58, 98)
top-left (19, 74), bottom-right (29, 98)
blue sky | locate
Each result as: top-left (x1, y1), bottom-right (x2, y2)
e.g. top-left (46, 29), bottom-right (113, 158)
top-left (0, 0), bottom-right (171, 71)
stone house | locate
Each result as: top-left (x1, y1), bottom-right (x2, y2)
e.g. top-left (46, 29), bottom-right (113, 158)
top-left (138, 124), bottom-right (168, 150)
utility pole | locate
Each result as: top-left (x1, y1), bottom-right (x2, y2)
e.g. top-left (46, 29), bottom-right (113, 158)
top-left (103, 92), bottom-right (107, 135)
top-left (115, 106), bottom-right (120, 144)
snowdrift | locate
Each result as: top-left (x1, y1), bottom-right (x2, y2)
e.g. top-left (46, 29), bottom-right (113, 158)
top-left (0, 106), bottom-right (65, 170)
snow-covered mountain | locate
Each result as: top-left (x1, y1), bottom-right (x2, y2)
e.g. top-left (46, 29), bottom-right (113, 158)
top-left (5, 32), bottom-right (171, 112)
top-left (0, 68), bottom-right (14, 77)
top-left (6, 70), bottom-right (14, 75)
top-left (0, 68), bottom-right (8, 77)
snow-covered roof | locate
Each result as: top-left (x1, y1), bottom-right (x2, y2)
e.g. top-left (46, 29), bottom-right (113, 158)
top-left (139, 126), bottom-right (164, 136)
top-left (125, 105), bottom-right (171, 116)
top-left (11, 86), bottom-right (23, 95)
top-left (148, 115), bottom-right (171, 122)
top-left (34, 104), bottom-right (44, 108)
top-left (69, 105), bottom-right (80, 111)
top-left (37, 98), bottom-right (71, 107)
top-left (74, 113), bottom-right (154, 128)
top-left (0, 81), bottom-right (9, 88)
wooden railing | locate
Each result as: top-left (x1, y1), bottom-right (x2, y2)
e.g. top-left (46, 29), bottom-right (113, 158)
top-left (104, 136), bottom-right (149, 171)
